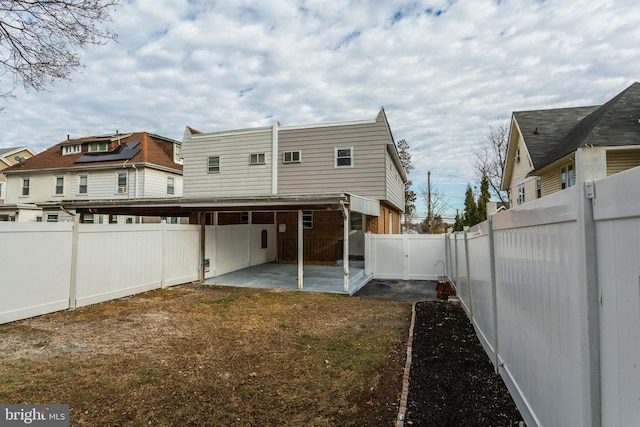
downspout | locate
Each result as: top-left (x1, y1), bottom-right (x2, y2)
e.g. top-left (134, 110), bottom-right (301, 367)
top-left (121, 159), bottom-right (138, 199)
top-left (272, 121), bottom-right (278, 195)
top-left (340, 200), bottom-right (350, 293)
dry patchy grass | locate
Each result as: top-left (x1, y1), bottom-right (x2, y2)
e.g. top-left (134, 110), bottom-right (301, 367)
top-left (0, 284), bottom-right (411, 426)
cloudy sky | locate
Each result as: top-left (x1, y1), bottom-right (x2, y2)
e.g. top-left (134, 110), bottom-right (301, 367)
top-left (1, 0), bottom-right (640, 220)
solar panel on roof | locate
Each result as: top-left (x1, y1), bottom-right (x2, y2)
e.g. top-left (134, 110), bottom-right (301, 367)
top-left (74, 141), bottom-right (140, 164)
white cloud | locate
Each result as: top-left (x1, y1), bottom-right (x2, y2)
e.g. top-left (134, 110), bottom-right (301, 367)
top-left (2, 0), bottom-right (640, 218)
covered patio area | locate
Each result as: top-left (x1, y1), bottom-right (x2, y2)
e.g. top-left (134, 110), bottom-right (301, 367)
top-left (204, 261), bottom-right (371, 295)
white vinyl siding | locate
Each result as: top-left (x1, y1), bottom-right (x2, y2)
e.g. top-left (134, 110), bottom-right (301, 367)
top-left (278, 117), bottom-right (388, 200)
top-left (182, 127), bottom-right (273, 198)
top-left (385, 152), bottom-right (404, 211)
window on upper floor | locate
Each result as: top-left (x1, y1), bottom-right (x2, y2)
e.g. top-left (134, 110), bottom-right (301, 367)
top-left (208, 156), bottom-right (220, 173)
top-left (116, 172), bottom-right (127, 194)
top-left (88, 141), bottom-right (109, 152)
top-left (63, 145), bottom-right (81, 155)
top-left (250, 153), bottom-right (266, 165)
top-left (0, 182), bottom-right (4, 200)
top-left (515, 148), bottom-right (521, 163)
top-left (173, 143), bottom-right (182, 164)
top-left (560, 164), bottom-right (574, 189)
top-left (517, 184), bottom-right (525, 205)
top-left (21, 177), bottom-right (30, 196)
top-left (303, 210), bottom-right (313, 229)
top-left (283, 151), bottom-right (301, 163)
top-left (78, 175), bottom-right (88, 195)
top-left (335, 147), bottom-right (353, 167)
top-left (167, 176), bottom-right (175, 195)
top-left (54, 176), bottom-right (64, 195)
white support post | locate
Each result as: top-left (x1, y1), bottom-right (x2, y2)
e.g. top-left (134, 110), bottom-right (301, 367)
top-left (464, 230), bottom-right (474, 321)
top-left (297, 209), bottom-right (304, 290)
top-left (488, 215), bottom-right (499, 373)
top-left (68, 215), bottom-right (79, 309)
top-left (341, 202), bottom-right (350, 293)
top-left (575, 147), bottom-right (604, 427)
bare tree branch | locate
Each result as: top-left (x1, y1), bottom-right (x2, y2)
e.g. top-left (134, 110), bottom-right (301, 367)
top-left (0, 0), bottom-right (118, 101)
top-left (473, 117), bottom-right (509, 205)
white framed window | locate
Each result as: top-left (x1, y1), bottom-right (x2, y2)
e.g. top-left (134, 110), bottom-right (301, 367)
top-left (0, 182), bottom-right (4, 200)
top-left (21, 177), bottom-right (30, 196)
top-left (83, 213), bottom-right (94, 224)
top-left (88, 141), bottom-right (109, 152)
top-left (78, 175), bottom-right (88, 195)
top-left (250, 153), bottom-right (266, 165)
top-left (63, 145), bottom-right (81, 155)
top-left (116, 171), bottom-right (128, 194)
top-left (283, 151), bottom-right (301, 163)
top-left (173, 143), bottom-right (182, 164)
top-left (560, 164), bottom-right (575, 190)
top-left (536, 177), bottom-right (542, 199)
top-left (46, 214), bottom-right (59, 222)
top-left (54, 176), bottom-right (64, 195)
top-left (515, 148), bottom-right (521, 163)
top-left (335, 147), bottom-right (353, 167)
top-left (303, 210), bottom-right (313, 229)
top-left (568, 164), bottom-right (574, 188)
top-left (167, 176), bottom-right (175, 195)
top-left (208, 156), bottom-right (220, 173)
top-left (517, 184), bottom-right (525, 205)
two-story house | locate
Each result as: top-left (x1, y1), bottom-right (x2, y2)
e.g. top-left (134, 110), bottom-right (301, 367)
top-left (0, 146), bottom-right (36, 215)
top-left (180, 108), bottom-right (407, 263)
top-left (502, 82), bottom-right (640, 206)
top-left (1, 132), bottom-right (183, 222)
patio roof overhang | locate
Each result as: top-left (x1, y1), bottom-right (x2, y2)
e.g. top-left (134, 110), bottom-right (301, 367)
top-left (60, 193), bottom-right (378, 217)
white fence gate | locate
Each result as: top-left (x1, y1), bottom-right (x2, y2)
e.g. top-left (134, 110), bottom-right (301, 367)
top-left (364, 233), bottom-right (445, 280)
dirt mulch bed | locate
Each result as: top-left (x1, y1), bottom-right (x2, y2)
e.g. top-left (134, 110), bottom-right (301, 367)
top-left (405, 301), bottom-right (524, 426)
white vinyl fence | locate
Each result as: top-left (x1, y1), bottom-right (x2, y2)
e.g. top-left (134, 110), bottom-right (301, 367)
top-left (364, 233), bottom-right (444, 280)
top-left (1, 222), bottom-right (200, 324)
top-left (445, 154), bottom-right (640, 426)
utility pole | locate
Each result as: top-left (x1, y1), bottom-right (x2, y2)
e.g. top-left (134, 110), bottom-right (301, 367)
top-left (427, 170), bottom-right (433, 233)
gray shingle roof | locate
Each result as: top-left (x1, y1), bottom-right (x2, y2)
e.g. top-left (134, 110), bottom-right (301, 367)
top-left (514, 106), bottom-right (599, 169)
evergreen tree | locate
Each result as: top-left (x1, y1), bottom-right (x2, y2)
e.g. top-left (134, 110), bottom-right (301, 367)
top-left (463, 184), bottom-right (478, 226)
top-left (477, 173), bottom-right (491, 222)
top-left (396, 139), bottom-right (416, 222)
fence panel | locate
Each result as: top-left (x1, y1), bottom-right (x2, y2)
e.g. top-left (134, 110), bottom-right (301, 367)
top-left (406, 234), bottom-right (445, 280)
top-left (0, 223), bottom-right (73, 324)
top-left (592, 166), bottom-right (640, 426)
top-left (365, 234), bottom-right (445, 280)
top-left (161, 225), bottom-right (201, 287)
top-left (492, 187), bottom-right (582, 427)
top-left (465, 223), bottom-right (495, 361)
top-left (365, 234), bottom-right (404, 279)
top-left (75, 224), bottom-right (164, 307)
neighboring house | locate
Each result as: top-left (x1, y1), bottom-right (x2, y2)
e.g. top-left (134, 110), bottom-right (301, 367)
top-left (1, 132), bottom-right (183, 223)
top-left (180, 108), bottom-right (408, 263)
top-left (502, 82), bottom-right (640, 206)
top-left (0, 146), bottom-right (36, 209)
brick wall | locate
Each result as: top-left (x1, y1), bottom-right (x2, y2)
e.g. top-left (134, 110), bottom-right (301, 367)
top-left (276, 210), bottom-right (344, 264)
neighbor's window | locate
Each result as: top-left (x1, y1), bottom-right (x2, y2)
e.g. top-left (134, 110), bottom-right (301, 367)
top-left (241, 212), bottom-right (249, 224)
top-left (560, 165), bottom-right (575, 189)
top-left (46, 214), bottom-right (59, 222)
top-left (83, 213), bottom-right (94, 224)
top-left (55, 176), bottom-right (64, 195)
top-left (116, 172), bottom-right (127, 194)
top-left (0, 182), bottom-right (4, 200)
top-left (21, 177), bottom-right (30, 196)
top-left (517, 184), bottom-right (525, 205)
top-left (78, 175), bottom-right (88, 194)
top-left (167, 176), bottom-right (175, 195)
top-left (515, 148), bottom-right (521, 163)
top-left (303, 210), bottom-right (313, 229)
top-left (63, 145), bottom-right (81, 155)
top-left (335, 147), bottom-right (353, 167)
top-left (568, 164), bottom-right (574, 187)
top-left (561, 167), bottom-right (567, 189)
top-left (250, 153), bottom-right (266, 165)
top-left (208, 156), bottom-right (220, 173)
top-left (536, 177), bottom-right (542, 199)
top-left (173, 143), bottom-right (182, 163)
top-left (88, 141), bottom-right (109, 152)
top-left (283, 150), bottom-right (301, 163)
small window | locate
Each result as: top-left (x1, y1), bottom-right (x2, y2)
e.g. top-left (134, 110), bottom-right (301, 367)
top-left (241, 212), bottom-right (249, 224)
top-left (515, 148), bottom-right (521, 163)
top-left (517, 184), bottom-right (525, 205)
top-left (283, 151), bottom-right (301, 163)
top-left (568, 164), bottom-right (574, 188)
top-left (63, 145), bottom-right (81, 155)
top-left (208, 156), bottom-right (220, 173)
top-left (0, 182), bottom-right (4, 200)
top-left (21, 178), bottom-right (30, 196)
top-left (116, 172), bottom-right (127, 194)
top-left (350, 213), bottom-right (363, 231)
top-left (303, 211), bottom-right (313, 229)
top-left (46, 214), bottom-right (59, 223)
top-left (78, 175), bottom-right (88, 195)
top-left (335, 147), bottom-right (353, 167)
top-left (250, 153), bottom-right (266, 165)
top-left (167, 176), bottom-right (175, 195)
top-left (173, 143), bottom-right (182, 163)
top-left (261, 230), bottom-right (268, 249)
top-left (536, 177), bottom-right (542, 199)
top-left (55, 176), bottom-right (64, 195)
top-left (83, 213), bottom-right (94, 224)
top-left (88, 141), bottom-right (109, 152)
top-left (125, 217), bottom-right (133, 224)
top-left (560, 167), bottom-right (567, 189)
